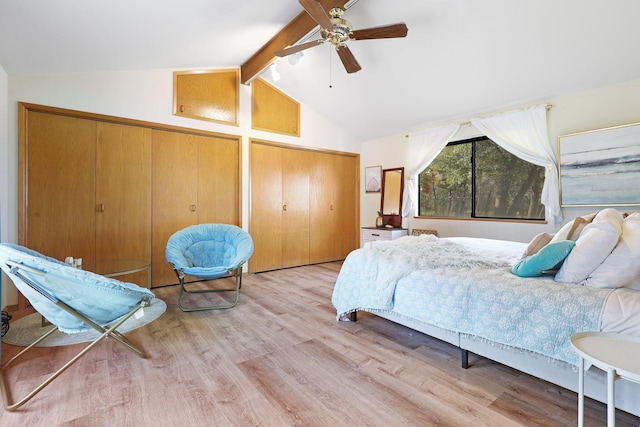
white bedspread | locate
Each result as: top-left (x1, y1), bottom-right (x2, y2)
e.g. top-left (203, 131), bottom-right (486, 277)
top-left (332, 235), bottom-right (640, 365)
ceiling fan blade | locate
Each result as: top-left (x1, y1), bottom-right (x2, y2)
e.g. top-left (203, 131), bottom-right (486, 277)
top-left (349, 23), bottom-right (408, 40)
top-left (336, 45), bottom-right (361, 74)
top-left (275, 39), bottom-right (324, 57)
top-left (299, 0), bottom-right (334, 30)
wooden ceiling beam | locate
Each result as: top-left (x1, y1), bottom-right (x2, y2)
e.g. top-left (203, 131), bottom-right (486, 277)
top-left (240, 0), bottom-right (350, 85)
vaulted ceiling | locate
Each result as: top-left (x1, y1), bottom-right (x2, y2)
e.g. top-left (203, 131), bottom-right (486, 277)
top-left (1, 0), bottom-right (640, 141)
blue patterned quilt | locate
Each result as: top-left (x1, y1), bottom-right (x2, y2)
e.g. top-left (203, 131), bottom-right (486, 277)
top-left (332, 235), bottom-right (612, 365)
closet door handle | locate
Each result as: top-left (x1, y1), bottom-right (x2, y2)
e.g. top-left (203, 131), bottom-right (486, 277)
top-left (96, 203), bottom-right (105, 212)
top-left (283, 204), bottom-right (287, 211)
top-left (330, 204), bottom-right (334, 210)
top-left (190, 204), bottom-right (197, 212)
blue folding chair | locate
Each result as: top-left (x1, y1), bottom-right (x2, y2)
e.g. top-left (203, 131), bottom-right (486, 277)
top-left (165, 224), bottom-right (253, 312)
top-left (0, 243), bottom-right (155, 411)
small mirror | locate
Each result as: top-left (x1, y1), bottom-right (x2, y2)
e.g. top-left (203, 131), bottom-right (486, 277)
top-left (380, 167), bottom-right (404, 228)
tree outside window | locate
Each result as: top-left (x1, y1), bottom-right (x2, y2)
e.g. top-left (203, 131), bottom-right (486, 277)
top-left (418, 137), bottom-right (545, 220)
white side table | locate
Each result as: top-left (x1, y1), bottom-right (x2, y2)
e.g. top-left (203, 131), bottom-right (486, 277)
top-left (360, 227), bottom-right (408, 247)
top-left (570, 332), bottom-right (640, 427)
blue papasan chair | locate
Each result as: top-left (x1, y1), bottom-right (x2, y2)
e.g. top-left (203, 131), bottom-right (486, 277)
top-left (0, 242), bottom-right (155, 411)
top-left (165, 224), bottom-right (254, 312)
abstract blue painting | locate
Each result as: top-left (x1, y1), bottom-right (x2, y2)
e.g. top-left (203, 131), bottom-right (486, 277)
top-left (559, 123), bottom-right (640, 206)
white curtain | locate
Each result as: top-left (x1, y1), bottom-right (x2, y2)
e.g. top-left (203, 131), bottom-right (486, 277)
top-left (401, 123), bottom-right (460, 217)
top-left (471, 105), bottom-right (562, 223)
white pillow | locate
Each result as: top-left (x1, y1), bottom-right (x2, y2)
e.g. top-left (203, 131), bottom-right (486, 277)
top-left (549, 212), bottom-right (597, 243)
top-left (555, 209), bottom-right (623, 283)
top-left (583, 212), bottom-right (640, 289)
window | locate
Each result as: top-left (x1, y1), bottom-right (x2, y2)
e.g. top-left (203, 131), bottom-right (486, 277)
top-left (418, 137), bottom-right (545, 220)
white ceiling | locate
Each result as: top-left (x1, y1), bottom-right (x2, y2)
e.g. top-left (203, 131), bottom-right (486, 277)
top-left (1, 0), bottom-right (640, 141)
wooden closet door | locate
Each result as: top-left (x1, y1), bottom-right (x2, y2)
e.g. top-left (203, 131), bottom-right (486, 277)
top-left (309, 152), bottom-right (358, 262)
top-left (250, 143), bottom-right (283, 272)
top-left (96, 122), bottom-right (152, 262)
top-left (197, 135), bottom-right (240, 225)
top-left (333, 154), bottom-right (359, 259)
top-left (152, 131), bottom-right (240, 286)
top-left (151, 130), bottom-right (198, 286)
top-left (281, 148), bottom-right (310, 268)
top-left (309, 151), bottom-right (337, 264)
top-left (25, 112), bottom-right (96, 261)
top-left (250, 142), bottom-right (358, 272)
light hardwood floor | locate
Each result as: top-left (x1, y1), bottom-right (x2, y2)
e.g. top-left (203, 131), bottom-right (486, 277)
top-left (1, 262), bottom-right (639, 426)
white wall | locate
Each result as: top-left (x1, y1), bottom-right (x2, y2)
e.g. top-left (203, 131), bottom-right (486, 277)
top-left (0, 65), bottom-right (7, 309)
top-left (360, 78), bottom-right (640, 243)
top-left (0, 68), bottom-right (361, 307)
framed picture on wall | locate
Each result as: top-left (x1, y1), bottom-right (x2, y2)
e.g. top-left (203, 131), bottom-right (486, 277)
top-left (365, 166), bottom-right (382, 193)
top-left (559, 122), bottom-right (640, 206)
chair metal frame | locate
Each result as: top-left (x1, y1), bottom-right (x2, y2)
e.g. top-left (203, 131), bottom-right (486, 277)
top-left (175, 261), bottom-right (246, 312)
top-left (0, 261), bottom-right (151, 411)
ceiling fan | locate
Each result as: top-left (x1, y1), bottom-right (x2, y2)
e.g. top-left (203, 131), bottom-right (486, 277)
top-left (274, 0), bottom-right (408, 74)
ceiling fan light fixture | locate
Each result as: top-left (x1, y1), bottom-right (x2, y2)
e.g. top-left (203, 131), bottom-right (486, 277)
top-left (269, 61), bottom-right (281, 81)
top-left (288, 51), bottom-right (304, 65)
top-left (320, 8), bottom-right (352, 47)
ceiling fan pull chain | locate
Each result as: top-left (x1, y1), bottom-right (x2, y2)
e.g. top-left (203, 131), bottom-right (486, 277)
top-left (329, 45), bottom-right (333, 88)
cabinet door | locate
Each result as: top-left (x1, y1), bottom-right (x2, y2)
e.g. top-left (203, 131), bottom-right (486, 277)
top-left (151, 130), bottom-right (199, 286)
top-left (151, 130), bottom-right (240, 286)
top-left (196, 134), bottom-right (240, 225)
top-left (250, 143), bottom-right (283, 272)
top-left (333, 154), bottom-right (359, 259)
top-left (281, 148), bottom-right (310, 268)
top-left (309, 151), bottom-right (337, 263)
top-left (251, 78), bottom-right (300, 136)
top-left (25, 112), bottom-right (96, 261)
top-left (310, 152), bottom-right (358, 262)
top-left (96, 122), bottom-right (152, 263)
top-left (174, 69), bottom-right (239, 125)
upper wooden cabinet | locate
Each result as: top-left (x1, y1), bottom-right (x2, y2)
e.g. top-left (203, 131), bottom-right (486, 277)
top-left (173, 68), bottom-right (239, 125)
top-left (252, 78), bottom-right (300, 136)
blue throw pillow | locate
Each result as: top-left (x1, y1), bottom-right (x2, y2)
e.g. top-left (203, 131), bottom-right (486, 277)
top-left (512, 240), bottom-right (576, 277)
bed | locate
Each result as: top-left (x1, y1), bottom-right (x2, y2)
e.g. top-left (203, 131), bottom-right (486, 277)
top-left (332, 209), bottom-right (640, 416)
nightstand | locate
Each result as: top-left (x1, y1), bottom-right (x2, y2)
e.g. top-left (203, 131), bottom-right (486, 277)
top-left (360, 227), bottom-right (408, 247)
